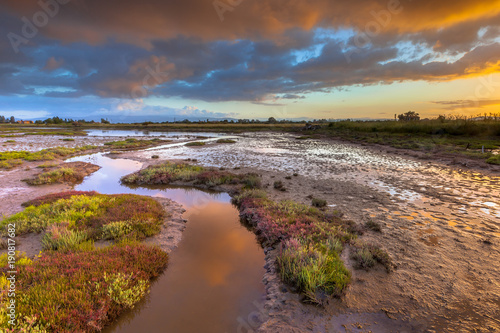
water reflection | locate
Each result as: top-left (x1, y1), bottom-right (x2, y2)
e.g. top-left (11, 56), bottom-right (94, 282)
top-left (66, 153), bottom-right (230, 207)
top-left (66, 152), bottom-right (265, 333)
top-left (104, 203), bottom-right (265, 333)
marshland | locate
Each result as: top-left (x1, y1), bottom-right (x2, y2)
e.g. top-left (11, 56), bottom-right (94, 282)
top-left (0, 119), bottom-right (498, 332)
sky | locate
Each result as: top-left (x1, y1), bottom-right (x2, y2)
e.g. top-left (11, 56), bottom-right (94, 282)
top-left (1, 0), bottom-right (500, 122)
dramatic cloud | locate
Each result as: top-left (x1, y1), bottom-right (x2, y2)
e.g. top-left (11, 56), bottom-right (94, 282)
top-left (0, 0), bottom-right (499, 119)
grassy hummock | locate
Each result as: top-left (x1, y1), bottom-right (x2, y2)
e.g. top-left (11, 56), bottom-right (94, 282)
top-left (0, 146), bottom-right (96, 169)
top-left (103, 138), bottom-right (168, 149)
top-left (2, 192), bottom-right (165, 241)
top-left (24, 162), bottom-right (100, 186)
top-left (233, 190), bottom-right (360, 304)
top-left (185, 141), bottom-right (206, 147)
top-left (121, 161), bottom-right (260, 188)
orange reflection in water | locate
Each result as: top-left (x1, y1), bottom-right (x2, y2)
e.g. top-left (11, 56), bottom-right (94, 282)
top-left (105, 202), bottom-right (265, 333)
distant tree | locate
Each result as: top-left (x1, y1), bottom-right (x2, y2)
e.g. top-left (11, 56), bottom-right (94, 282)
top-left (72, 121), bottom-right (82, 127)
top-left (398, 111), bottom-right (420, 121)
top-left (268, 117), bottom-right (277, 124)
top-left (101, 118), bottom-right (110, 124)
top-left (35, 120), bottom-right (43, 124)
top-left (10, 116), bottom-right (15, 123)
top-left (0, 115), bottom-right (5, 123)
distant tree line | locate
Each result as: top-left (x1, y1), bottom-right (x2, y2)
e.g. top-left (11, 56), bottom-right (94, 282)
top-left (0, 115), bottom-right (16, 123)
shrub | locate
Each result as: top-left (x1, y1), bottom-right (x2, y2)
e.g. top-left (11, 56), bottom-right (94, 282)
top-left (351, 243), bottom-right (394, 272)
top-left (486, 155), bottom-right (500, 165)
top-left (273, 180), bottom-right (285, 190)
top-left (365, 220), bottom-right (382, 232)
top-left (243, 174), bottom-right (262, 189)
top-left (312, 198), bottom-right (327, 208)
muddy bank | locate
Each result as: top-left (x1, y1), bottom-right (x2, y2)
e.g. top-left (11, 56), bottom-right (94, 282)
top-left (122, 133), bottom-right (499, 332)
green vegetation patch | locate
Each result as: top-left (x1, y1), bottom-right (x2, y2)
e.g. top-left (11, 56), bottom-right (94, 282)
top-left (0, 244), bottom-right (168, 331)
top-left (104, 138), bottom-right (167, 149)
top-left (185, 141), bottom-right (206, 146)
top-left (233, 190), bottom-right (362, 303)
top-left (486, 154), bottom-right (500, 165)
top-left (121, 161), bottom-right (258, 188)
top-left (216, 139), bottom-right (237, 144)
top-left (25, 167), bottom-right (77, 185)
top-left (2, 193), bottom-right (166, 241)
top-left (25, 162), bottom-right (100, 186)
top-left (0, 146), bottom-right (96, 169)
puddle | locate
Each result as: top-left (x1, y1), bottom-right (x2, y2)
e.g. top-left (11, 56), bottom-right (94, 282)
top-left (66, 153), bottom-right (265, 333)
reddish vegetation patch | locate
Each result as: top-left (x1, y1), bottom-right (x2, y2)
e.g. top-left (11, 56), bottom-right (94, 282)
top-left (22, 191), bottom-right (99, 207)
top-left (87, 194), bottom-right (167, 229)
top-left (236, 195), bottom-right (360, 246)
top-left (1, 244), bottom-right (168, 332)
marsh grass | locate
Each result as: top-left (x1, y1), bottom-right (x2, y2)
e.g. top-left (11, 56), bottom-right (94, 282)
top-left (0, 244), bottom-right (168, 332)
top-left (121, 161), bottom-right (256, 188)
top-left (104, 138), bottom-right (166, 149)
top-left (0, 145), bottom-right (96, 169)
top-left (2, 193), bottom-right (165, 240)
top-left (351, 243), bottom-right (394, 272)
top-left (277, 239), bottom-right (350, 304)
top-left (486, 154), bottom-right (500, 165)
top-left (25, 167), bottom-right (77, 185)
top-left (216, 139), bottom-right (237, 144)
top-left (185, 141), bottom-right (206, 146)
top-left (234, 190), bottom-right (363, 303)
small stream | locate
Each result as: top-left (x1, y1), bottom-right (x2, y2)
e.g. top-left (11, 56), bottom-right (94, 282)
top-left (66, 153), bottom-right (266, 333)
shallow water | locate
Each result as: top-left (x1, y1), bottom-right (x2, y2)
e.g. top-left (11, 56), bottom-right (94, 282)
top-left (85, 129), bottom-right (226, 138)
top-left (141, 132), bottom-right (499, 236)
top-left (66, 153), bottom-right (265, 333)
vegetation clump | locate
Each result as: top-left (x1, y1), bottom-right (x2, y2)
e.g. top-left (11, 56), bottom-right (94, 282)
top-left (104, 138), bottom-right (167, 149)
top-left (350, 243), bottom-right (394, 272)
top-left (2, 192), bottom-right (165, 241)
top-left (0, 244), bottom-right (168, 332)
top-left (273, 180), bottom-right (286, 191)
top-left (0, 191), bottom-right (170, 331)
top-left (121, 162), bottom-right (256, 188)
top-left (0, 146), bottom-right (96, 169)
top-left (216, 139), bottom-right (237, 144)
top-left (185, 141), bottom-right (206, 146)
top-left (233, 190), bottom-right (362, 303)
top-left (486, 154), bottom-right (500, 165)
top-left (24, 162), bottom-right (100, 185)
top-left (365, 220), bottom-right (382, 232)
top-left (312, 198), bottom-right (327, 208)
